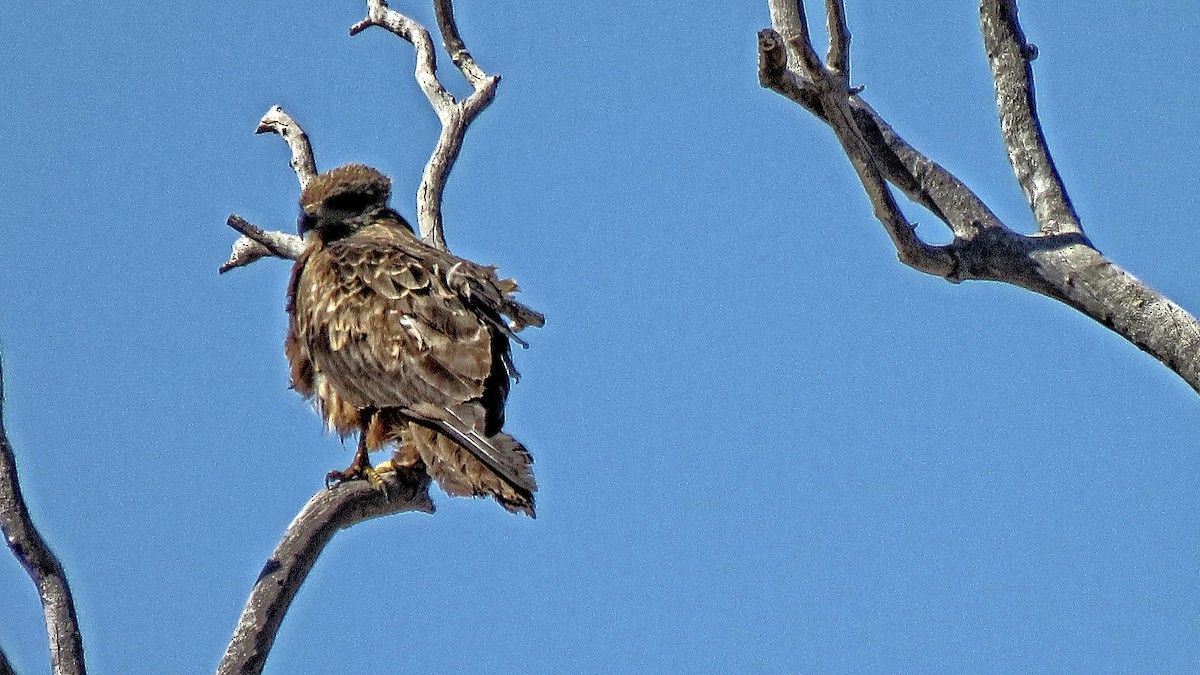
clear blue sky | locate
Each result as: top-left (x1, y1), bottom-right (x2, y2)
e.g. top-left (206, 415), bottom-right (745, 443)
top-left (3, 1), bottom-right (1200, 673)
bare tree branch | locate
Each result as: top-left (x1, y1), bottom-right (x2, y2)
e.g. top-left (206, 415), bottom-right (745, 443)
top-left (351, 0), bottom-right (499, 252)
top-left (217, 469), bottom-right (434, 675)
top-left (222, 215), bottom-right (304, 264)
top-left (783, 26), bottom-right (955, 275)
top-left (219, 107), bottom-right (312, 273)
top-left (759, 26), bottom-right (1001, 240)
top-left (980, 0), bottom-right (1081, 237)
top-left (256, 105), bottom-right (318, 189)
top-left (759, 1), bottom-right (1200, 392)
top-left (0, 355), bottom-right (87, 675)
top-left (824, 0), bottom-right (850, 86)
top-left (434, 0), bottom-right (487, 86)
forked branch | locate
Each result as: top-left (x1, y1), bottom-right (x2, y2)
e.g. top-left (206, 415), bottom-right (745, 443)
top-left (351, 0), bottom-right (499, 251)
top-left (217, 2), bottom-right (504, 671)
top-left (220, 0), bottom-right (498, 272)
top-left (758, 0), bottom-right (1200, 392)
top-left (219, 107), bottom-right (311, 273)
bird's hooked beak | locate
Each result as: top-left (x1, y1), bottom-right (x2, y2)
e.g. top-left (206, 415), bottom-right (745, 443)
top-left (297, 207), bottom-right (317, 237)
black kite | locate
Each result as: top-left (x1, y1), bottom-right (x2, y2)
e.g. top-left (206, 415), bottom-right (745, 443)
top-left (285, 164), bottom-right (543, 516)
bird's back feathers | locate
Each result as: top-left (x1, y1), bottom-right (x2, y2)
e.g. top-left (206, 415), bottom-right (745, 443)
top-left (286, 216), bottom-right (540, 515)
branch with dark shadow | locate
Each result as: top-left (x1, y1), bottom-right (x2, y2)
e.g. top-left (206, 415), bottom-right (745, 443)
top-left (0, 354), bottom-right (87, 675)
top-left (758, 0), bottom-right (1200, 392)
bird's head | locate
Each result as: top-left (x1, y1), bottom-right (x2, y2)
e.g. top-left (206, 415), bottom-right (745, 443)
top-left (298, 164), bottom-right (410, 241)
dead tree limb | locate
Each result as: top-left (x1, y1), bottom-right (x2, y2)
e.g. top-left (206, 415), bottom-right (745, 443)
top-left (216, 470), bottom-right (434, 675)
top-left (351, 0), bottom-right (499, 251)
top-left (219, 107), bottom-right (310, 273)
top-left (0, 354), bottom-right (87, 675)
top-left (217, 1), bottom-right (503, 671)
top-left (759, 0), bottom-right (1200, 392)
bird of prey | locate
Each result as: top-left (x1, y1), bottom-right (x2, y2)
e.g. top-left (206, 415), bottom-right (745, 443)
top-left (284, 164), bottom-right (543, 516)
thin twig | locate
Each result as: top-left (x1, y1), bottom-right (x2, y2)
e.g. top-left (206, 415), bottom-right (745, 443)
top-left (217, 469), bottom-right (434, 675)
top-left (352, 0), bottom-right (453, 113)
top-left (0, 354), bottom-right (87, 675)
top-left (255, 106), bottom-right (318, 188)
top-left (980, 0), bottom-right (1082, 237)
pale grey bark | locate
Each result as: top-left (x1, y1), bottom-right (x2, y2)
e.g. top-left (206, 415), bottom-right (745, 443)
top-left (759, 0), bottom-right (1200, 393)
top-left (351, 0), bottom-right (498, 252)
top-left (219, 0), bottom-right (497, 271)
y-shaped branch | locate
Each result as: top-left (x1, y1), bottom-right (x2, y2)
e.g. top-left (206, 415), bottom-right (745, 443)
top-left (759, 0), bottom-right (1200, 392)
top-left (0, 355), bottom-right (87, 675)
top-left (351, 0), bottom-right (499, 252)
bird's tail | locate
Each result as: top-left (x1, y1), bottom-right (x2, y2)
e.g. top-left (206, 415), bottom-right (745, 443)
top-left (387, 411), bottom-right (536, 517)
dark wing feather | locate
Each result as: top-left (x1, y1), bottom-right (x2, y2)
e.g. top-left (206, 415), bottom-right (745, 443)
top-left (299, 237), bottom-right (492, 411)
top-left (291, 221), bottom-right (536, 497)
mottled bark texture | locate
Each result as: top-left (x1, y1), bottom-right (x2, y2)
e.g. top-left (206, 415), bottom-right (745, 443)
top-left (0, 355), bottom-right (87, 675)
top-left (759, 0), bottom-right (1200, 392)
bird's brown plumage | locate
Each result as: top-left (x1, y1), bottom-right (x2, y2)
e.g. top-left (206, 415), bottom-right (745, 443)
top-left (284, 164), bottom-right (543, 516)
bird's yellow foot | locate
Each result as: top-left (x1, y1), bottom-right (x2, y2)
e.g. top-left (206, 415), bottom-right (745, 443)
top-left (326, 425), bottom-right (395, 497)
top-left (325, 458), bottom-right (392, 496)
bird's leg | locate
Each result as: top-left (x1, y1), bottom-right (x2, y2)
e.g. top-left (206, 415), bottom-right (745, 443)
top-left (325, 408), bottom-right (387, 495)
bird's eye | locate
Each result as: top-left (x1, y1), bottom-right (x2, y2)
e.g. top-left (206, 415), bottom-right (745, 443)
top-left (323, 192), bottom-right (375, 214)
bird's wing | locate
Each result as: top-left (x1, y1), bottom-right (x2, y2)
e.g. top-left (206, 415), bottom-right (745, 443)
top-left (378, 225), bottom-right (545, 336)
top-left (297, 236), bottom-right (494, 414)
top-left (294, 224), bottom-right (538, 496)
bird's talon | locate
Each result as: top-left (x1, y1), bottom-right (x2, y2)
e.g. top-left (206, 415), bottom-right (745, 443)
top-left (325, 463), bottom-right (391, 499)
